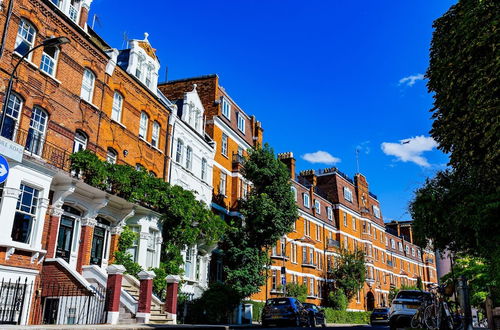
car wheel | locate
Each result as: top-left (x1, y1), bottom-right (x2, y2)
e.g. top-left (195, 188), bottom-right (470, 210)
top-left (389, 321), bottom-right (396, 330)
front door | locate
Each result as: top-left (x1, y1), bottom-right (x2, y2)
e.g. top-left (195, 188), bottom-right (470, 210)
top-left (56, 216), bottom-right (74, 263)
top-left (42, 298), bottom-right (59, 324)
top-left (90, 226), bottom-right (105, 266)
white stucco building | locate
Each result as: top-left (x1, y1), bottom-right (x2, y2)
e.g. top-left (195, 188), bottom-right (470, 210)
top-left (168, 84), bottom-right (216, 299)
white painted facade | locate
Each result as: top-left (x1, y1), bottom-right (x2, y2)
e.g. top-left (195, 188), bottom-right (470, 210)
top-left (169, 85), bottom-right (216, 299)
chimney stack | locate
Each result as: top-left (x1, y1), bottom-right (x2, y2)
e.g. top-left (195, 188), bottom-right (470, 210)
top-left (278, 152), bottom-right (295, 180)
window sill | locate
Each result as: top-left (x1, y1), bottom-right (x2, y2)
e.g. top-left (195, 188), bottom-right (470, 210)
top-left (111, 119), bottom-right (126, 129)
top-left (221, 153), bottom-right (229, 159)
top-left (80, 98), bottom-right (100, 111)
top-left (12, 52), bottom-right (38, 70)
top-left (39, 68), bottom-right (62, 85)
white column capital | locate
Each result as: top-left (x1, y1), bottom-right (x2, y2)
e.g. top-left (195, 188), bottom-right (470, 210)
top-left (48, 206), bottom-right (64, 217)
top-left (107, 264), bottom-right (126, 275)
top-left (166, 275), bottom-right (181, 284)
top-left (81, 217), bottom-right (97, 227)
top-left (138, 270), bottom-right (156, 280)
top-left (2, 187), bottom-right (21, 199)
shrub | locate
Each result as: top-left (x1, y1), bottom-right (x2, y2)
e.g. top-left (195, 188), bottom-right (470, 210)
top-left (327, 290), bottom-right (348, 311)
top-left (323, 309), bottom-right (371, 324)
top-left (243, 300), bottom-right (265, 322)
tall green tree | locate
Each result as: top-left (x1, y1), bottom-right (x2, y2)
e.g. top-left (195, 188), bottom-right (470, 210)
top-left (327, 248), bottom-right (366, 301)
top-left (410, 0), bottom-right (500, 300)
top-left (220, 143), bottom-right (298, 300)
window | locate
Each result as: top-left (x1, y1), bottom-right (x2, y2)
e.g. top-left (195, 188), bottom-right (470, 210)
top-left (139, 112), bottom-right (149, 139)
top-left (343, 213), bottom-right (347, 226)
top-left (237, 113), bottom-right (245, 133)
top-left (291, 186), bottom-right (297, 201)
top-left (73, 130), bottom-right (87, 153)
top-left (151, 121), bottom-right (160, 147)
top-left (374, 229), bottom-right (377, 240)
top-left (344, 236), bottom-right (348, 249)
top-left (327, 207), bottom-right (333, 220)
top-left (11, 184), bottom-right (40, 243)
top-left (15, 19), bottom-right (36, 58)
top-left (352, 217), bottom-right (357, 230)
top-left (40, 45), bottom-right (59, 76)
top-left (343, 187), bottom-right (353, 202)
top-left (126, 226), bottom-right (140, 262)
top-left (373, 205), bottom-right (381, 218)
top-left (1, 93), bottom-right (22, 140)
top-left (106, 148), bottom-right (117, 164)
top-left (398, 242), bottom-right (403, 251)
top-left (316, 224), bottom-right (320, 241)
top-left (291, 243), bottom-right (297, 263)
top-left (391, 239), bottom-right (395, 249)
top-left (310, 278), bottom-right (314, 296)
top-left (145, 66), bottom-right (153, 88)
top-left (314, 200), bottom-right (320, 214)
top-left (25, 106), bottom-right (48, 156)
top-left (219, 172), bottom-right (227, 195)
top-left (68, 0), bottom-right (79, 22)
top-left (221, 98), bottom-right (230, 119)
top-left (417, 250), bottom-right (421, 258)
top-left (242, 181), bottom-right (249, 199)
top-left (175, 139), bottom-right (184, 163)
top-left (303, 193), bottom-right (310, 208)
top-left (201, 158), bottom-right (207, 181)
top-left (136, 56), bottom-right (144, 79)
top-left (185, 146), bottom-right (192, 170)
top-left (111, 92), bottom-right (123, 122)
top-left (280, 237), bottom-right (286, 257)
top-left (221, 133), bottom-right (228, 156)
top-left (271, 270), bottom-right (277, 290)
top-left (302, 247), bottom-right (307, 263)
top-left (304, 219), bottom-right (310, 236)
top-left (80, 69), bottom-right (95, 103)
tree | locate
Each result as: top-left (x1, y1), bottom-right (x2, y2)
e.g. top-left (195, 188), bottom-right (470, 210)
top-left (327, 248), bottom-right (366, 301)
top-left (410, 0), bottom-right (500, 300)
top-left (280, 283), bottom-right (308, 302)
top-left (388, 284), bottom-right (419, 302)
top-left (220, 143), bottom-right (299, 300)
top-left (327, 290), bottom-right (348, 311)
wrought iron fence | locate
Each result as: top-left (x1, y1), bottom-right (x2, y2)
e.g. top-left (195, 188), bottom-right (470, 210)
top-left (31, 281), bottom-right (106, 325)
top-left (0, 277), bottom-right (32, 325)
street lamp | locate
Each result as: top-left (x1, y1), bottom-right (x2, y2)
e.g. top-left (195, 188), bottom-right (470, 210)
top-left (0, 36), bottom-right (70, 135)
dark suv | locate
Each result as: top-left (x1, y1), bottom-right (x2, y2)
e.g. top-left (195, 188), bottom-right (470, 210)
top-left (261, 297), bottom-right (308, 327)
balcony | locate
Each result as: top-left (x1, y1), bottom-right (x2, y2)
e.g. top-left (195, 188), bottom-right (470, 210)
top-left (232, 153), bottom-right (245, 171)
top-left (271, 253), bottom-right (289, 261)
top-left (4, 128), bottom-right (71, 171)
top-left (301, 261), bottom-right (317, 269)
top-left (327, 238), bottom-right (340, 248)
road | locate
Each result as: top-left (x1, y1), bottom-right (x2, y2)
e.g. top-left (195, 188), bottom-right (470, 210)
top-left (235, 325), bottom-right (388, 330)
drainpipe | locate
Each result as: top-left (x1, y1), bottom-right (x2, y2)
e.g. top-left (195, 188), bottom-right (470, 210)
top-left (0, 0), bottom-right (14, 58)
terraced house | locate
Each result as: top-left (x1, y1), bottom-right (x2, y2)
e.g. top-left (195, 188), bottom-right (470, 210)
top-left (251, 153), bottom-right (437, 311)
top-left (0, 0), bottom-right (177, 325)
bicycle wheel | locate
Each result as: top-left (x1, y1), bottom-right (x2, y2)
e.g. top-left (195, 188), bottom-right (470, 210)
top-left (425, 304), bottom-right (438, 330)
top-left (442, 303), bottom-right (454, 330)
top-left (411, 311), bottom-right (421, 328)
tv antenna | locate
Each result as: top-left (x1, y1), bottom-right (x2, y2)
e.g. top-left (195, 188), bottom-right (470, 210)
top-left (91, 14), bottom-right (102, 30)
top-left (356, 147), bottom-right (361, 174)
top-left (121, 31), bottom-right (129, 49)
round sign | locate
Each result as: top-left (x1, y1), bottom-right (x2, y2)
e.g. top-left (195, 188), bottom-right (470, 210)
top-left (0, 155), bottom-right (10, 184)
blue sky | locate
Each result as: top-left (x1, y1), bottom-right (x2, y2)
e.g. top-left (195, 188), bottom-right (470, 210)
top-left (89, 1), bottom-right (454, 221)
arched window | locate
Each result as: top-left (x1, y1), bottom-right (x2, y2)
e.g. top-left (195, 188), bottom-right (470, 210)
top-left (139, 111), bottom-right (149, 139)
top-left (1, 93), bottom-right (23, 140)
top-left (40, 44), bottom-right (60, 76)
top-left (185, 146), bottom-right (192, 170)
top-left (14, 19), bottom-right (36, 58)
top-left (201, 158), bottom-right (207, 181)
top-left (106, 147), bottom-right (117, 164)
top-left (80, 69), bottom-right (95, 103)
top-left (151, 121), bottom-right (160, 147)
top-left (25, 106), bottom-right (48, 156)
top-left (73, 130), bottom-right (87, 153)
top-left (175, 139), bottom-right (184, 163)
top-left (111, 91), bottom-right (123, 122)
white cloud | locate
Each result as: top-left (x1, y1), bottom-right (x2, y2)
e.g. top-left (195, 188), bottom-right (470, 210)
top-left (356, 141), bottom-right (371, 155)
top-left (381, 136), bottom-right (438, 167)
top-left (301, 151), bottom-right (341, 165)
top-left (399, 73), bottom-right (425, 87)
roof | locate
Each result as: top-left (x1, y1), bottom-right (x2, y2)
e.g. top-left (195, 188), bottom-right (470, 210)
top-left (158, 74), bottom-right (218, 85)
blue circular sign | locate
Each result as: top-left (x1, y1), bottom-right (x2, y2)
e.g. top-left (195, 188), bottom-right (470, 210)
top-left (0, 155), bottom-right (10, 184)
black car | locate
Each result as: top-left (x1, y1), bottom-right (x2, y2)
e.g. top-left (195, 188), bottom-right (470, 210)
top-left (261, 297), bottom-right (308, 327)
top-left (302, 303), bottom-right (327, 327)
top-left (370, 307), bottom-right (390, 325)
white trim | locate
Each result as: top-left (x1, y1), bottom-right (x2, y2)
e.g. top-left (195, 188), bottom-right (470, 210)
top-left (213, 117), bottom-right (251, 150)
top-left (107, 311), bottom-right (120, 325)
top-left (45, 258), bottom-right (95, 291)
top-left (0, 264), bottom-right (39, 275)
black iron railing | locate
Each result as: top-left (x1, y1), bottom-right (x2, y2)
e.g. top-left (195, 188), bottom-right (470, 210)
top-left (6, 128), bottom-right (71, 171)
top-left (327, 238), bottom-right (340, 248)
top-left (232, 153), bottom-right (245, 165)
top-left (0, 277), bottom-right (31, 325)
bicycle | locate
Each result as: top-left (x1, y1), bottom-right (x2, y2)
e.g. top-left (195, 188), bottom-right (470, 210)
top-left (423, 284), bottom-right (455, 330)
top-left (410, 288), bottom-right (434, 328)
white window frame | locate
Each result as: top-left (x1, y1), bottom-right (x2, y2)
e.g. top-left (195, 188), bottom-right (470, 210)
top-left (11, 183), bottom-right (40, 244)
top-left (26, 106), bottom-right (48, 156)
top-left (237, 113), bottom-right (245, 133)
top-left (327, 207), bottom-right (332, 220)
top-left (303, 193), bottom-right (310, 208)
top-left (111, 92), bottom-right (123, 122)
top-left (139, 111), bottom-right (149, 139)
top-left (221, 133), bottom-right (228, 156)
top-left (219, 172), bottom-right (227, 196)
top-left (40, 45), bottom-right (60, 76)
top-left (151, 121), bottom-right (160, 147)
top-left (314, 200), bottom-right (320, 214)
top-left (80, 69), bottom-right (95, 103)
top-left (343, 187), bottom-right (353, 202)
top-left (106, 148), bottom-right (117, 164)
top-left (1, 93), bottom-right (22, 140)
top-left (343, 212), bottom-right (347, 227)
top-left (399, 242), bottom-right (403, 251)
top-left (73, 130), bottom-right (87, 153)
top-left (373, 205), bottom-right (381, 218)
top-left (201, 158), bottom-right (207, 181)
top-left (185, 146), bottom-right (192, 170)
top-left (291, 186), bottom-right (297, 201)
top-left (14, 19), bottom-right (36, 59)
top-left (175, 139), bottom-right (184, 163)
top-left (221, 98), bottom-right (231, 119)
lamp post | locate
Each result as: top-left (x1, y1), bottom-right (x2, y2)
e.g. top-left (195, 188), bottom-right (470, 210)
top-left (0, 36), bottom-right (70, 135)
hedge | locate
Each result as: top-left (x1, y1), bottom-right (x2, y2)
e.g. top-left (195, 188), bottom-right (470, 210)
top-left (323, 309), bottom-right (371, 324)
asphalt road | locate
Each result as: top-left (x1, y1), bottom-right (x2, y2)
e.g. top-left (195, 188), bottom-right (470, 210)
top-left (235, 325), bottom-right (388, 330)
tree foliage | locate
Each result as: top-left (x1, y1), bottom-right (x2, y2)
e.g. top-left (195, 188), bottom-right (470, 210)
top-left (220, 144), bottom-right (298, 300)
top-left (388, 284), bottom-right (419, 302)
top-left (114, 226), bottom-right (142, 277)
top-left (327, 290), bottom-right (348, 311)
top-left (70, 150), bottom-right (226, 293)
top-left (280, 283), bottom-right (308, 302)
top-left (410, 0), bottom-right (500, 301)
top-left (327, 248), bottom-right (366, 301)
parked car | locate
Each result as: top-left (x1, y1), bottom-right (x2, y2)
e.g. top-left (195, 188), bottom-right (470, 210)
top-left (302, 303), bottom-right (327, 327)
top-left (261, 297), bottom-right (309, 327)
top-left (370, 307), bottom-right (390, 325)
top-left (389, 290), bottom-right (431, 330)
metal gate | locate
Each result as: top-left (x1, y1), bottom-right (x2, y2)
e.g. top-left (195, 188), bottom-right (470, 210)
top-left (0, 277), bottom-right (32, 325)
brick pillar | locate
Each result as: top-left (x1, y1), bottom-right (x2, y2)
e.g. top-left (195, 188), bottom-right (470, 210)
top-left (79, 5), bottom-right (89, 29)
top-left (136, 270), bottom-right (156, 323)
top-left (107, 226), bottom-right (123, 265)
top-left (165, 275), bottom-right (181, 324)
top-left (105, 264), bottom-right (125, 325)
top-left (45, 207), bottom-right (64, 258)
top-left (77, 217), bottom-right (96, 273)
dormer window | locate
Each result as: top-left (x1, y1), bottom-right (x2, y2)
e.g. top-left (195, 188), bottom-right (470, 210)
top-left (373, 205), bottom-right (381, 218)
top-left (145, 66), bottom-right (153, 88)
top-left (314, 200), bottom-right (320, 214)
top-left (136, 56), bottom-right (144, 79)
top-left (343, 187), bottom-right (353, 202)
top-left (237, 113), bottom-right (245, 133)
top-left (303, 193), bottom-right (310, 208)
top-left (222, 98), bottom-right (231, 120)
